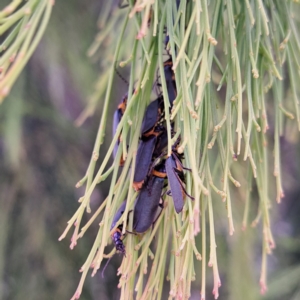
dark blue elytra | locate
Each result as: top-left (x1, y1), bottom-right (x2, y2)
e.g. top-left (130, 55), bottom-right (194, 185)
top-left (165, 153), bottom-right (185, 213)
top-left (133, 135), bottom-right (158, 190)
top-left (140, 98), bottom-right (161, 135)
top-left (133, 97), bottom-right (165, 190)
top-left (133, 165), bottom-right (165, 233)
top-left (164, 59), bottom-right (177, 106)
top-left (112, 109), bottom-right (123, 159)
top-left (112, 95), bottom-right (127, 162)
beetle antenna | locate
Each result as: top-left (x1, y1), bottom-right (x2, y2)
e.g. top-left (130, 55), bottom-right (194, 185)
top-left (101, 257), bottom-right (112, 278)
top-left (115, 63), bottom-right (129, 86)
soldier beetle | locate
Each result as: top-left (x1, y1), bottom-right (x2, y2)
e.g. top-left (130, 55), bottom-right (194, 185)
top-left (165, 146), bottom-right (194, 213)
top-left (133, 163), bottom-right (166, 233)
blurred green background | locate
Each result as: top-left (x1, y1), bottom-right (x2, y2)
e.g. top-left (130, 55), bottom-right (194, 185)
top-left (0, 1), bottom-right (300, 300)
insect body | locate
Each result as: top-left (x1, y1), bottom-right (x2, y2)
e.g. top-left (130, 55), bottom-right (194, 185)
top-left (140, 96), bottom-right (164, 135)
top-left (133, 164), bottom-right (166, 233)
top-left (133, 96), bottom-right (165, 191)
top-left (112, 94), bottom-right (127, 165)
top-left (133, 135), bottom-right (158, 191)
top-left (165, 153), bottom-right (185, 213)
top-left (165, 149), bottom-right (194, 213)
top-left (152, 127), bottom-right (168, 158)
top-left (163, 59), bottom-right (177, 106)
top-left (110, 201), bottom-right (127, 255)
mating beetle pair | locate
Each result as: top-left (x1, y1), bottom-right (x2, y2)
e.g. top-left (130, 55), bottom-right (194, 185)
top-left (110, 49), bottom-right (191, 255)
top-left (133, 96), bottom-right (167, 190)
top-left (133, 57), bottom-right (177, 190)
top-left (110, 162), bottom-right (165, 256)
top-left (110, 143), bottom-right (193, 255)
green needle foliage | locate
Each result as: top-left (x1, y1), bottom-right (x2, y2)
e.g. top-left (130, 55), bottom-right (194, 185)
top-left (0, 0), bottom-right (53, 103)
top-left (58, 1), bottom-right (300, 299)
